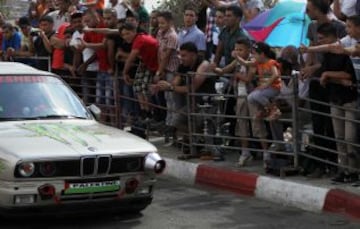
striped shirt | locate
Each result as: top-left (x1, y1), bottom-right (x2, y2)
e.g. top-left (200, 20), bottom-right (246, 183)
top-left (157, 27), bottom-right (180, 73)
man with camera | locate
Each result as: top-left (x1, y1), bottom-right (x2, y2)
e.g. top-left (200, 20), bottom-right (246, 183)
top-left (33, 16), bottom-right (56, 71)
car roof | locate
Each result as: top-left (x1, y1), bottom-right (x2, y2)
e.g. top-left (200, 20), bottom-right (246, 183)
top-left (0, 62), bottom-right (56, 76)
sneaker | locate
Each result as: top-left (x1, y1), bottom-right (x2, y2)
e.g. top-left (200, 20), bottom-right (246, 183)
top-left (238, 154), bottom-right (253, 166)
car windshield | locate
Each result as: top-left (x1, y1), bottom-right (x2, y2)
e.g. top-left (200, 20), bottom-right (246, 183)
top-left (0, 75), bottom-right (91, 120)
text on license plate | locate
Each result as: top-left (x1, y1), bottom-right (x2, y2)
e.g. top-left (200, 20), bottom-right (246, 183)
top-left (64, 180), bottom-right (120, 195)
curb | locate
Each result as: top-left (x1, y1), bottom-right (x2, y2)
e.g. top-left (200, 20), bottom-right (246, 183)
top-left (163, 157), bottom-right (360, 220)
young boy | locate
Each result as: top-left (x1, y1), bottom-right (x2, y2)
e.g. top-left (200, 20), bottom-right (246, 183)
top-left (213, 38), bottom-right (253, 166)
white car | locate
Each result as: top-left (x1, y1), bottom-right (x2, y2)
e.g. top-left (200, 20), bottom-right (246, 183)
top-left (0, 62), bottom-right (165, 216)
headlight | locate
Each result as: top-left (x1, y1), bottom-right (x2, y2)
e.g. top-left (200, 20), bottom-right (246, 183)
top-left (39, 162), bottom-right (56, 177)
top-left (18, 162), bottom-right (35, 177)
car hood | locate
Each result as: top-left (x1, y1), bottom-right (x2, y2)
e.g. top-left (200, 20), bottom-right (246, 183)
top-left (0, 120), bottom-right (156, 160)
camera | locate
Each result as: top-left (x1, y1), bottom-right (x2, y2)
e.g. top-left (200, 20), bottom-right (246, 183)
top-left (30, 28), bottom-right (41, 37)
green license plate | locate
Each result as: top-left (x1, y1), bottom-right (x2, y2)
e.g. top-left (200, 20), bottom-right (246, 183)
top-left (64, 180), bottom-right (120, 195)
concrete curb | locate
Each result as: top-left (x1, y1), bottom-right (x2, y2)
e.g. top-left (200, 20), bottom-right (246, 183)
top-left (163, 157), bottom-right (360, 220)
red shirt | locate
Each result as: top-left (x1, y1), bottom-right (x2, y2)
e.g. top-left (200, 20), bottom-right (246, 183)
top-left (52, 23), bottom-right (69, 70)
top-left (132, 34), bottom-right (159, 72)
top-left (83, 22), bottom-right (109, 71)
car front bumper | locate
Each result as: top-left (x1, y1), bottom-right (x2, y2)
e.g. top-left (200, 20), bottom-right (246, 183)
top-left (0, 176), bottom-right (155, 217)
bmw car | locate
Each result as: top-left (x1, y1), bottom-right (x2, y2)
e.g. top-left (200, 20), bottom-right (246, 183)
top-left (0, 62), bottom-right (165, 216)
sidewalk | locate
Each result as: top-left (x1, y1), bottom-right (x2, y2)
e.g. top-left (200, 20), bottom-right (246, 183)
top-left (149, 137), bottom-right (360, 220)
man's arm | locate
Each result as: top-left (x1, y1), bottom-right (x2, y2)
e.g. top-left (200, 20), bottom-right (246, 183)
top-left (213, 59), bottom-right (237, 75)
top-left (123, 49), bottom-right (139, 75)
top-left (320, 70), bottom-right (352, 86)
top-left (213, 40), bottom-right (224, 66)
top-left (157, 61), bottom-right (211, 94)
top-left (82, 38), bottom-right (106, 50)
top-left (106, 39), bottom-right (115, 75)
top-left (193, 60), bottom-right (210, 91)
top-left (333, 0), bottom-right (347, 21)
top-left (40, 32), bottom-right (53, 54)
top-left (207, 0), bottom-right (239, 7)
top-left (157, 47), bottom-right (172, 75)
top-left (83, 27), bottom-right (119, 35)
top-left (50, 35), bottom-right (65, 49)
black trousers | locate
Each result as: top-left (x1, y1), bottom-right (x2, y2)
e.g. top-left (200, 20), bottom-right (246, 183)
top-left (309, 80), bottom-right (337, 169)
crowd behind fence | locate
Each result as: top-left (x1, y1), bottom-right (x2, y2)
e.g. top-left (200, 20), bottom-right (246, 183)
top-left (12, 54), bottom-right (359, 178)
top-left (1, 0), bottom-right (360, 181)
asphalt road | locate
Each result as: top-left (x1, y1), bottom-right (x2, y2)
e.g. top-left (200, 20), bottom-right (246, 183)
top-left (1, 176), bottom-right (360, 229)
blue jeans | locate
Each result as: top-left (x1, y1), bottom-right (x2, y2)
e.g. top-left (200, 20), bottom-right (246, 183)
top-left (247, 87), bottom-right (280, 108)
top-left (96, 72), bottom-right (113, 105)
top-left (121, 81), bottom-right (139, 117)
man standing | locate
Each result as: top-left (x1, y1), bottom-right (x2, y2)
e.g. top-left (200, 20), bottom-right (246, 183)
top-left (301, 0), bottom-right (347, 178)
top-left (129, 0), bottom-right (150, 32)
top-left (109, 0), bottom-right (128, 21)
top-left (33, 15), bottom-right (56, 71)
top-left (214, 5), bottom-right (248, 66)
top-left (178, 4), bottom-right (207, 57)
top-left (120, 23), bottom-right (159, 120)
top-left (1, 23), bottom-right (21, 61)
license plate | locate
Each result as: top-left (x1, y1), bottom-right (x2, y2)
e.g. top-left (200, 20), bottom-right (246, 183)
top-left (64, 180), bottom-right (120, 195)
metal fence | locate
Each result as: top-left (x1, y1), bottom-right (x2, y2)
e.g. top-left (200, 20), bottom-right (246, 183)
top-left (6, 56), bottom-right (360, 176)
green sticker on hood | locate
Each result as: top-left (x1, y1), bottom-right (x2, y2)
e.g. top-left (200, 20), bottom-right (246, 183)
top-left (20, 123), bottom-right (103, 147)
top-left (0, 160), bottom-right (6, 173)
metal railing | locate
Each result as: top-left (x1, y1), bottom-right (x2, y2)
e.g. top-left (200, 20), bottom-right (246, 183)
top-left (4, 55), bottom-right (360, 175)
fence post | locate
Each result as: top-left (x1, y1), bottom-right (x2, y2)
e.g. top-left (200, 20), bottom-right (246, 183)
top-left (186, 72), bottom-right (193, 155)
top-left (291, 71), bottom-right (300, 168)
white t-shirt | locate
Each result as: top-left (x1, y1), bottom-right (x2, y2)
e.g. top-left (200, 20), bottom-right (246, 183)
top-left (340, 35), bottom-right (359, 48)
top-left (332, 0), bottom-right (357, 17)
top-left (113, 2), bottom-right (128, 20)
top-left (70, 31), bottom-right (99, 72)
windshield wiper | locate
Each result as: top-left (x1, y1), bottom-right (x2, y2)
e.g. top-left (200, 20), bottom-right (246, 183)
top-left (26, 115), bottom-right (88, 120)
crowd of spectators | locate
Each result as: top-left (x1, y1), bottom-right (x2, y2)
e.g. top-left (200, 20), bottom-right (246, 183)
top-left (0, 0), bottom-right (360, 182)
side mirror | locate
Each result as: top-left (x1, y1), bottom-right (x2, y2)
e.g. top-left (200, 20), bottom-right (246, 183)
top-left (87, 104), bottom-right (101, 120)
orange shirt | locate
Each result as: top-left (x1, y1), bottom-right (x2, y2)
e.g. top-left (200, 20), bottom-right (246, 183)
top-left (52, 23), bottom-right (70, 70)
top-left (256, 59), bottom-right (281, 90)
top-left (96, 0), bottom-right (105, 9)
top-left (37, 3), bottom-right (46, 16)
top-left (82, 0), bottom-right (105, 9)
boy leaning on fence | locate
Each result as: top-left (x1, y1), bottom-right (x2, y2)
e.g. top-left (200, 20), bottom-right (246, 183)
top-left (212, 37), bottom-right (253, 166)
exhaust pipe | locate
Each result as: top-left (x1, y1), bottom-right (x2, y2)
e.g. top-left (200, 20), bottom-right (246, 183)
top-left (144, 152), bottom-right (166, 174)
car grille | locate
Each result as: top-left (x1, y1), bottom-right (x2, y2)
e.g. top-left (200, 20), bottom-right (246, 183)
top-left (14, 156), bottom-right (145, 178)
